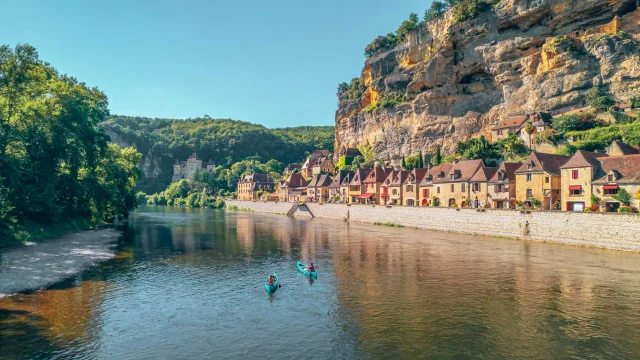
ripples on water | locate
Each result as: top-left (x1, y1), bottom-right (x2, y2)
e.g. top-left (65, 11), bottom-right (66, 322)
top-left (2, 206), bottom-right (640, 359)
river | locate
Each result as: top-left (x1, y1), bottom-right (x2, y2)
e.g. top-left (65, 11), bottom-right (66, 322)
top-left (2, 206), bottom-right (640, 359)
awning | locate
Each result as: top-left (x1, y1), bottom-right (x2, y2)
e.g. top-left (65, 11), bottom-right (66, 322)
top-left (568, 185), bottom-right (582, 191)
top-left (358, 193), bottom-right (374, 199)
top-left (603, 184), bottom-right (619, 190)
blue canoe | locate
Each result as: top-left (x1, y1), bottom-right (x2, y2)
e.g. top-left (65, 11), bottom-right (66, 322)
top-left (297, 261), bottom-right (317, 278)
top-left (265, 273), bottom-right (278, 294)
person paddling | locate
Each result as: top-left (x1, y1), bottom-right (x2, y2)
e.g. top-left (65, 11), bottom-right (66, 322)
top-left (307, 263), bottom-right (315, 272)
top-left (267, 274), bottom-right (275, 286)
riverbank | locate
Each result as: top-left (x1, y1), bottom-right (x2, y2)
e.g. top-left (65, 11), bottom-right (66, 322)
top-left (0, 229), bottom-right (120, 297)
top-left (226, 200), bottom-right (640, 252)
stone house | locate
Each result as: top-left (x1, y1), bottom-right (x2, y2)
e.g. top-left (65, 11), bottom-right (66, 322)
top-left (307, 174), bottom-right (333, 203)
top-left (514, 152), bottom-right (570, 210)
top-left (172, 153), bottom-right (215, 182)
top-left (432, 159), bottom-right (486, 208)
top-left (329, 170), bottom-right (354, 202)
top-left (593, 154), bottom-right (640, 211)
top-left (417, 163), bottom-right (453, 206)
top-left (237, 173), bottom-right (275, 201)
top-left (347, 169), bottom-right (371, 204)
top-left (467, 165), bottom-right (499, 208)
top-left (487, 162), bottom-right (522, 209)
top-left (277, 173), bottom-right (307, 202)
top-left (380, 170), bottom-right (409, 205)
top-left (283, 163), bottom-right (302, 176)
top-left (361, 167), bottom-right (391, 205)
top-left (607, 141), bottom-right (640, 156)
top-left (402, 169), bottom-right (429, 207)
top-left (300, 156), bottom-right (334, 178)
top-left (491, 115), bottom-right (529, 142)
top-left (559, 151), bottom-right (609, 211)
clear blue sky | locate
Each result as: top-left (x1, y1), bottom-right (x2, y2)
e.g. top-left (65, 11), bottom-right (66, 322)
top-left (2, 0), bottom-right (427, 128)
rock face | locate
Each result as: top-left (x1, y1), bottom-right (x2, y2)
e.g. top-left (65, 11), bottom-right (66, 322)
top-left (335, 0), bottom-right (640, 165)
top-left (105, 130), bottom-right (165, 182)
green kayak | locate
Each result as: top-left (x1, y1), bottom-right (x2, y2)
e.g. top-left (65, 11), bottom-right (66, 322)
top-left (265, 273), bottom-right (278, 294)
top-left (297, 261), bottom-right (317, 278)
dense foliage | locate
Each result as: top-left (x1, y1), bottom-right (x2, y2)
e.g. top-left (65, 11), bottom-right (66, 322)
top-left (551, 113), bottom-right (602, 133)
top-left (142, 179), bottom-right (225, 209)
top-left (100, 115), bottom-right (333, 192)
top-left (585, 87), bottom-right (616, 111)
top-left (0, 44), bottom-right (142, 240)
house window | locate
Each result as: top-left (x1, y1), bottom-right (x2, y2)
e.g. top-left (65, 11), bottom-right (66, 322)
top-left (437, 187), bottom-right (440, 194)
top-left (526, 189), bottom-right (533, 198)
top-left (407, 185), bottom-right (413, 192)
top-left (451, 184), bottom-right (455, 192)
top-left (423, 189), bottom-right (430, 197)
top-left (545, 177), bottom-right (550, 184)
top-left (497, 129), bottom-right (502, 135)
top-left (570, 188), bottom-right (582, 196)
top-left (604, 188), bottom-right (618, 195)
top-left (461, 183), bottom-right (466, 192)
top-left (608, 175), bottom-right (614, 182)
top-left (392, 189), bottom-right (397, 195)
top-left (571, 170), bottom-right (579, 179)
top-left (472, 183), bottom-right (479, 192)
top-left (526, 174), bottom-right (532, 182)
top-left (496, 184), bottom-right (503, 192)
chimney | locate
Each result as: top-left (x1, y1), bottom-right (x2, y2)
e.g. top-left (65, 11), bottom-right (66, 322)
top-left (453, 159), bottom-right (459, 164)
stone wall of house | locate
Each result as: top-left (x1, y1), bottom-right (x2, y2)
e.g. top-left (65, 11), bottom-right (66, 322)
top-left (227, 200), bottom-right (640, 252)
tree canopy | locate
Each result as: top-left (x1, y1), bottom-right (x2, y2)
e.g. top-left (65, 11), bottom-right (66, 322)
top-left (0, 44), bottom-right (142, 241)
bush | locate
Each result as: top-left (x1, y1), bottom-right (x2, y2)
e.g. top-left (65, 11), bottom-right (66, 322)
top-left (552, 113), bottom-right (600, 133)
top-left (530, 198), bottom-right (541, 209)
top-left (136, 191), bottom-right (148, 206)
top-left (613, 188), bottom-right (632, 206)
top-left (585, 87), bottom-right (616, 111)
top-left (535, 129), bottom-right (564, 145)
top-left (424, 1), bottom-right (448, 22)
top-left (619, 206), bottom-right (638, 213)
top-left (610, 110), bottom-right (635, 124)
top-left (365, 34), bottom-right (397, 58)
top-left (451, 0), bottom-right (494, 24)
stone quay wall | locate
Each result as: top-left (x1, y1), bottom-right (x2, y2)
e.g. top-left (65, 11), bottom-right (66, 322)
top-left (226, 200), bottom-right (640, 252)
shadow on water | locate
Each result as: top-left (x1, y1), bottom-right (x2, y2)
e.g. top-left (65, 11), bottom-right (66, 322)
top-left (0, 308), bottom-right (60, 359)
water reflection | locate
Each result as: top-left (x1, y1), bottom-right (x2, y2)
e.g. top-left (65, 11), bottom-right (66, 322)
top-left (1, 206), bottom-right (640, 359)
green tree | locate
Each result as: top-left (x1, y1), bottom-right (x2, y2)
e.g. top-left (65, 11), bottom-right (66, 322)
top-left (455, 136), bottom-right (500, 160)
top-left (405, 155), bottom-right (420, 170)
top-left (495, 133), bottom-right (527, 159)
top-left (402, 155), bottom-right (407, 169)
top-left (424, 1), bottom-right (448, 21)
top-left (418, 150), bottom-right (424, 168)
top-left (435, 145), bottom-right (442, 165)
top-left (613, 188), bottom-right (632, 206)
top-left (396, 13), bottom-right (420, 41)
top-left (585, 87), bottom-right (616, 111)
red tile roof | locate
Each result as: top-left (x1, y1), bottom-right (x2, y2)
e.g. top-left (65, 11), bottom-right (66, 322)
top-left (593, 154), bottom-right (640, 184)
top-left (404, 168), bottom-right (429, 185)
top-left (493, 116), bottom-right (529, 130)
top-left (280, 173), bottom-right (307, 188)
top-left (433, 160), bottom-right (484, 183)
top-left (349, 168), bottom-right (371, 186)
top-left (560, 150), bottom-right (609, 169)
top-left (419, 164), bottom-right (453, 185)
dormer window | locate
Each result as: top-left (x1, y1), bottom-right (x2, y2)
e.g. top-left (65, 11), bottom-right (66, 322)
top-left (450, 174), bottom-right (455, 180)
top-left (527, 162), bottom-right (533, 170)
top-left (608, 174), bottom-right (614, 182)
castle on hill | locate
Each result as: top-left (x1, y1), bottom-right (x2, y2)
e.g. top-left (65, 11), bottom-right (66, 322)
top-left (172, 153), bottom-right (215, 182)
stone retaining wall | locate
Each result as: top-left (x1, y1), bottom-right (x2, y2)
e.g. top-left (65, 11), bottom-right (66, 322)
top-left (226, 200), bottom-right (640, 252)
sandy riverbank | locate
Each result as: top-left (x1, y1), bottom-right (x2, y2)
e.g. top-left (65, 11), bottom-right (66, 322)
top-left (0, 229), bottom-right (120, 297)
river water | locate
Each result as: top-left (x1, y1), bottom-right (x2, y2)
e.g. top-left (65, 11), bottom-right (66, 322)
top-left (2, 206), bottom-right (640, 359)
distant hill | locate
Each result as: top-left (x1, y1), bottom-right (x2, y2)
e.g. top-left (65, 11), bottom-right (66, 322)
top-left (100, 115), bottom-right (334, 192)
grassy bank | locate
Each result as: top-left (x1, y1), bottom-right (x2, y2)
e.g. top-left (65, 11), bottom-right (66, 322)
top-left (0, 218), bottom-right (96, 248)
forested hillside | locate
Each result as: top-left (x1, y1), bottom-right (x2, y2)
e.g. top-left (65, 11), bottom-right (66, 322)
top-left (100, 115), bottom-right (334, 192)
top-left (0, 45), bottom-right (142, 243)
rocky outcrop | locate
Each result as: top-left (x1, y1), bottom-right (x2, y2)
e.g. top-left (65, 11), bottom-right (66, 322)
top-left (335, 0), bottom-right (640, 165)
top-left (105, 130), bottom-right (165, 182)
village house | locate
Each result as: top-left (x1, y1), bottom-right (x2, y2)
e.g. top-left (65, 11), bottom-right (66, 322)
top-left (347, 168), bottom-right (371, 204)
top-left (467, 165), bottom-right (499, 208)
top-left (402, 169), bottom-right (429, 206)
top-left (361, 167), bottom-right (391, 205)
top-left (593, 154), bottom-right (640, 211)
top-left (172, 153), bottom-right (216, 182)
top-left (491, 112), bottom-right (551, 148)
top-left (487, 162), bottom-right (521, 209)
top-left (380, 170), bottom-right (409, 205)
top-left (607, 140), bottom-right (640, 156)
top-left (559, 151), bottom-right (609, 211)
top-left (329, 170), bottom-right (354, 203)
top-left (237, 173), bottom-right (275, 201)
top-left (307, 174), bottom-right (333, 203)
top-left (514, 152), bottom-right (570, 210)
top-left (417, 163), bottom-right (453, 206)
top-left (277, 173), bottom-right (307, 202)
top-left (283, 163), bottom-right (302, 175)
top-left (300, 156), bottom-right (334, 178)
top-left (432, 160), bottom-right (486, 207)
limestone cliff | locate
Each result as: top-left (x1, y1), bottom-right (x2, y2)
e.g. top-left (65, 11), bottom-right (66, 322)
top-left (335, 0), bottom-right (640, 165)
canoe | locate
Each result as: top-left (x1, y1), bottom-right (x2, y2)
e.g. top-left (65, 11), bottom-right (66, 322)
top-left (265, 273), bottom-right (278, 294)
top-left (297, 261), bottom-right (317, 278)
